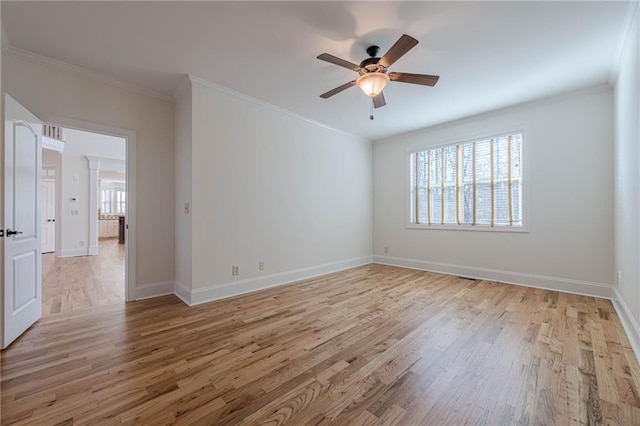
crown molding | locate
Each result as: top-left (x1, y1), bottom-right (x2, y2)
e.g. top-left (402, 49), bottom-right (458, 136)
top-left (188, 75), bottom-right (371, 144)
top-left (609, 0), bottom-right (640, 86)
top-left (172, 75), bottom-right (192, 101)
top-left (1, 22), bottom-right (11, 52)
top-left (3, 43), bottom-right (173, 102)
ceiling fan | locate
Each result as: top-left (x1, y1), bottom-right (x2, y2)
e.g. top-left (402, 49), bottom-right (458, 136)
top-left (317, 34), bottom-right (439, 118)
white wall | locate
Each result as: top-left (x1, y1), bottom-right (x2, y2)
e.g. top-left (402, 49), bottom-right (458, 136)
top-left (59, 128), bottom-right (125, 254)
top-left (2, 51), bottom-right (175, 290)
top-left (374, 86), bottom-right (614, 295)
top-left (174, 83), bottom-right (192, 292)
top-left (614, 10), bottom-right (640, 346)
top-left (177, 78), bottom-right (372, 303)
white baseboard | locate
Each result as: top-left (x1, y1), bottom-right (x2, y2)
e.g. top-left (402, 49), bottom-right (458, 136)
top-left (173, 280), bottom-right (192, 306)
top-left (612, 287), bottom-right (640, 363)
top-left (134, 281), bottom-right (174, 300)
top-left (88, 246), bottom-right (99, 256)
top-left (373, 255), bottom-right (613, 299)
top-left (182, 256), bottom-right (373, 306)
top-left (59, 248), bottom-right (89, 258)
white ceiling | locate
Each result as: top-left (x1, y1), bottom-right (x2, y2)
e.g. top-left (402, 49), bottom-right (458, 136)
top-left (2, 1), bottom-right (633, 141)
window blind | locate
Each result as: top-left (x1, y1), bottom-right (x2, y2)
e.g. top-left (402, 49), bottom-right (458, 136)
top-left (410, 132), bottom-right (523, 228)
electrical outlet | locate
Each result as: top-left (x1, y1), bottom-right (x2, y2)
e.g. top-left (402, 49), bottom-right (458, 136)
top-left (617, 271), bottom-right (622, 285)
top-left (184, 203), bottom-right (190, 214)
top-left (79, 240), bottom-right (84, 247)
top-left (259, 261), bottom-right (265, 271)
top-left (232, 265), bottom-right (240, 276)
top-left (71, 210), bottom-right (79, 215)
top-left (384, 246), bottom-right (389, 254)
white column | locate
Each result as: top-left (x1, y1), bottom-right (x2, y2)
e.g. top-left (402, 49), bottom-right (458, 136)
top-left (87, 157), bottom-right (100, 255)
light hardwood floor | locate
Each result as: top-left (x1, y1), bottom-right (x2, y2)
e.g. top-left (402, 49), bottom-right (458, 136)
top-left (2, 264), bottom-right (640, 425)
top-left (42, 238), bottom-right (125, 315)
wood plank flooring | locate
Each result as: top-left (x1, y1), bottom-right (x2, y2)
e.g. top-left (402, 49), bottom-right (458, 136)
top-left (2, 264), bottom-right (640, 425)
top-left (42, 238), bottom-right (124, 315)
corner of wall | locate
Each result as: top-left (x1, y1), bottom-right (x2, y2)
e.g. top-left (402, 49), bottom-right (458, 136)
top-left (612, 0), bottom-right (640, 363)
top-left (612, 286), bottom-right (640, 363)
top-left (173, 281), bottom-right (192, 306)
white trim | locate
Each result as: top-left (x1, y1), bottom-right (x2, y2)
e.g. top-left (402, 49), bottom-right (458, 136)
top-left (612, 286), bottom-right (640, 363)
top-left (180, 256), bottom-right (373, 307)
top-left (405, 224), bottom-right (528, 233)
top-left (172, 76), bottom-right (192, 101)
top-left (609, 1), bottom-right (640, 86)
top-left (373, 255), bottom-right (613, 299)
top-left (173, 281), bottom-right (192, 306)
top-left (46, 117), bottom-right (137, 303)
top-left (1, 23), bottom-right (11, 52)
top-left (41, 161), bottom-right (63, 258)
top-left (87, 156), bottom-right (125, 173)
top-left (188, 75), bottom-right (371, 145)
top-left (59, 248), bottom-right (90, 258)
top-left (135, 281), bottom-right (174, 300)
top-left (42, 136), bottom-right (64, 152)
top-left (2, 45), bottom-right (172, 102)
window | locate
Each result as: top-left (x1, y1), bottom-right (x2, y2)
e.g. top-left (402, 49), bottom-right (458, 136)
top-left (115, 190), bottom-right (126, 214)
top-left (101, 189), bottom-right (113, 214)
top-left (100, 189), bottom-right (126, 214)
top-left (409, 131), bottom-right (523, 229)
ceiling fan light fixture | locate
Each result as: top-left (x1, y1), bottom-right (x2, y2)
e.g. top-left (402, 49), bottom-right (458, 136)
top-left (356, 72), bottom-right (390, 98)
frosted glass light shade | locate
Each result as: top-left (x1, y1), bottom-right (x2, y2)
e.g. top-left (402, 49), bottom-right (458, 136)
top-left (356, 73), bottom-right (390, 97)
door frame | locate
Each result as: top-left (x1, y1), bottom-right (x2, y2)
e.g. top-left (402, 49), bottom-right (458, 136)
top-left (46, 116), bottom-right (137, 302)
top-left (41, 165), bottom-right (57, 254)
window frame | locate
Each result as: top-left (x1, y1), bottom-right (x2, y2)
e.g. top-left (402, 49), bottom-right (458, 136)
top-left (405, 127), bottom-right (529, 233)
top-left (100, 187), bottom-right (126, 215)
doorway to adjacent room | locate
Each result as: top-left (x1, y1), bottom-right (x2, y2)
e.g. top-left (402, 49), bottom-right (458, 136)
top-left (41, 126), bottom-right (128, 316)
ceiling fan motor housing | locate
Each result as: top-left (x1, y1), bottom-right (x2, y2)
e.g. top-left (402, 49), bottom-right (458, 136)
top-left (360, 57), bottom-right (383, 71)
top-left (360, 45), bottom-right (386, 74)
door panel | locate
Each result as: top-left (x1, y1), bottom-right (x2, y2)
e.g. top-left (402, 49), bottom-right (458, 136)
top-left (3, 94), bottom-right (43, 349)
top-left (15, 125), bottom-right (38, 239)
top-left (13, 251), bottom-right (37, 311)
top-left (41, 179), bottom-right (55, 254)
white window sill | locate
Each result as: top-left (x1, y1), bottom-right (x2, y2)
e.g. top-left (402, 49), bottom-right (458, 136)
top-left (406, 224), bottom-right (529, 233)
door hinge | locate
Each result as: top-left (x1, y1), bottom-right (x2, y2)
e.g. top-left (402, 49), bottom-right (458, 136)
top-left (0, 229), bottom-right (4, 238)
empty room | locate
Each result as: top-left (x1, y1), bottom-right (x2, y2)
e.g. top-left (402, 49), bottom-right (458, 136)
top-left (1, 1), bottom-right (639, 425)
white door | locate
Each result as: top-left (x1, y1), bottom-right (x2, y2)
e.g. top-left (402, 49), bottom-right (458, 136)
top-left (3, 94), bottom-right (42, 349)
top-left (41, 180), bottom-right (55, 253)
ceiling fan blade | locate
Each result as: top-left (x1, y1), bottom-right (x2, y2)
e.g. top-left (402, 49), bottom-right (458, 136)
top-left (379, 34), bottom-right (418, 68)
top-left (373, 91), bottom-right (386, 109)
top-left (317, 53), bottom-right (362, 72)
top-left (320, 80), bottom-right (357, 99)
top-left (388, 72), bottom-right (440, 86)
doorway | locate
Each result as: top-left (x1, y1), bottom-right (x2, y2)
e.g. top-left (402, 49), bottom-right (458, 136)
top-left (3, 96), bottom-right (137, 348)
top-left (41, 126), bottom-right (129, 315)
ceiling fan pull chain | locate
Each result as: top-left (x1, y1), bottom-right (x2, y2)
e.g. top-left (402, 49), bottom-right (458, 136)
top-left (370, 98), bottom-right (374, 120)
